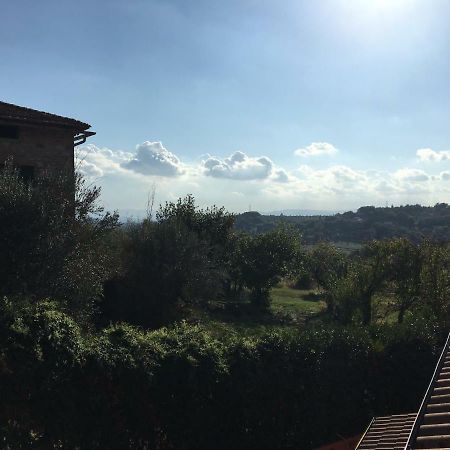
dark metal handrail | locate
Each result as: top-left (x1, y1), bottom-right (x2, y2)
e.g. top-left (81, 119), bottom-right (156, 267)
top-left (404, 330), bottom-right (450, 449)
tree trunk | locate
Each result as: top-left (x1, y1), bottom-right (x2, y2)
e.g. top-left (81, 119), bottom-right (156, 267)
top-left (398, 303), bottom-right (407, 323)
top-left (361, 293), bottom-right (372, 325)
top-left (251, 287), bottom-right (270, 308)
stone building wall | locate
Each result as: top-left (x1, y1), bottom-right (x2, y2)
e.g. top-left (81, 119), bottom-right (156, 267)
top-left (0, 123), bottom-right (74, 177)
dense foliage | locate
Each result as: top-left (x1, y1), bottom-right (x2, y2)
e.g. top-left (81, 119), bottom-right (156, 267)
top-left (1, 166), bottom-right (450, 449)
top-left (235, 203), bottom-right (450, 243)
top-left (0, 162), bottom-right (118, 322)
top-left (0, 300), bottom-right (445, 449)
top-left (103, 196), bottom-right (235, 327)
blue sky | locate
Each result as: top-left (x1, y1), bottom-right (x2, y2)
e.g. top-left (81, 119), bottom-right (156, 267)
top-left (2, 0), bottom-right (450, 214)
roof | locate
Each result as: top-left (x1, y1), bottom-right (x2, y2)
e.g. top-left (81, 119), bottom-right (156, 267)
top-left (355, 413), bottom-right (416, 450)
top-left (0, 101), bottom-right (91, 131)
top-left (313, 435), bottom-right (362, 450)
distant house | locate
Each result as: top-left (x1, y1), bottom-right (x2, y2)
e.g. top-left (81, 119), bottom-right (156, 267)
top-left (0, 101), bottom-right (95, 181)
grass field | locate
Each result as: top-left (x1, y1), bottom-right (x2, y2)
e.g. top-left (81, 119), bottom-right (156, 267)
top-left (191, 286), bottom-right (326, 337)
top-left (271, 286), bottom-right (325, 316)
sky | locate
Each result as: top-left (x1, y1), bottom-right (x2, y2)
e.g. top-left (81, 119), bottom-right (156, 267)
top-left (2, 0), bottom-right (450, 215)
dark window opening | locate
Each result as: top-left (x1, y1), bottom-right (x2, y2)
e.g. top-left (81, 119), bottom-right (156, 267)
top-left (0, 161), bottom-right (35, 184)
top-left (19, 165), bottom-right (34, 183)
top-left (0, 125), bottom-right (19, 139)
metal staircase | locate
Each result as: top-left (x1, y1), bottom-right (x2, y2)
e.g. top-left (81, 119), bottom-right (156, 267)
top-left (406, 332), bottom-right (450, 449)
top-left (355, 332), bottom-right (450, 450)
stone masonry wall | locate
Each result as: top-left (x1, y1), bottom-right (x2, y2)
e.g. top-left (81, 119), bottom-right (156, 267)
top-left (0, 123), bottom-right (74, 176)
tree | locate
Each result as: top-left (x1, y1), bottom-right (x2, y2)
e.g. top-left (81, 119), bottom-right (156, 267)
top-left (307, 243), bottom-right (348, 314)
top-left (239, 226), bottom-right (302, 307)
top-left (326, 241), bottom-right (388, 325)
top-left (327, 260), bottom-right (384, 325)
top-left (370, 238), bottom-right (422, 323)
top-left (222, 232), bottom-right (248, 300)
top-left (156, 194), bottom-right (235, 253)
top-left (0, 161), bottom-right (119, 322)
top-left (308, 243), bottom-right (348, 292)
top-left (387, 239), bottom-right (422, 323)
top-left (103, 196), bottom-right (235, 327)
top-left (420, 240), bottom-right (450, 320)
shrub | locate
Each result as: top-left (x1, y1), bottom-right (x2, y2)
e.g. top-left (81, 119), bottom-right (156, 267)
top-left (0, 303), bottom-right (443, 449)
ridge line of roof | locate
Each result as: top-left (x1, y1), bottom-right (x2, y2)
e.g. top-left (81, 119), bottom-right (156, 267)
top-left (0, 101), bottom-right (91, 131)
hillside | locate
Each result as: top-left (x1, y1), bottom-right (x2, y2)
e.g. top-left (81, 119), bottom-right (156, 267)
top-left (234, 203), bottom-right (450, 244)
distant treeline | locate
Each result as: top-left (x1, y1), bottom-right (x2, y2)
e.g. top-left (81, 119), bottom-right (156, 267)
top-left (235, 203), bottom-right (450, 243)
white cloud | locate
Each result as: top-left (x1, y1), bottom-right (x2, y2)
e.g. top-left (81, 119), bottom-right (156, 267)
top-left (76, 142), bottom-right (450, 214)
top-left (78, 160), bottom-right (103, 178)
top-left (417, 148), bottom-right (450, 162)
top-left (394, 168), bottom-right (429, 182)
top-left (202, 151), bottom-right (274, 180)
top-left (294, 142), bottom-right (338, 157)
top-left (123, 141), bottom-right (184, 177)
top-left (264, 163), bottom-right (447, 207)
top-left (76, 145), bottom-right (133, 178)
top-left (272, 168), bottom-right (289, 183)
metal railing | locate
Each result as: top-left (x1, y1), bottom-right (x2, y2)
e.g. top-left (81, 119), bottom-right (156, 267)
top-left (354, 417), bottom-right (374, 450)
top-left (404, 330), bottom-right (450, 449)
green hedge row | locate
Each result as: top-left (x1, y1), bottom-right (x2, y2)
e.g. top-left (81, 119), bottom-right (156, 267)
top-left (0, 300), bottom-right (445, 449)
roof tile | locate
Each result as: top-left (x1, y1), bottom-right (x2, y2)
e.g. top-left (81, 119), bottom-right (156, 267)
top-left (0, 101), bottom-right (91, 131)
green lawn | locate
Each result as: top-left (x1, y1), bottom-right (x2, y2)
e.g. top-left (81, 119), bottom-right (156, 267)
top-left (191, 286), bottom-right (326, 337)
top-left (270, 286), bottom-right (326, 321)
top-left (271, 287), bottom-right (324, 312)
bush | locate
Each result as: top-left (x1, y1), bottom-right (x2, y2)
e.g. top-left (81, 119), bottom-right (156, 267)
top-left (0, 301), bottom-right (444, 449)
top-left (0, 162), bottom-right (118, 322)
top-left (102, 196), bottom-right (235, 328)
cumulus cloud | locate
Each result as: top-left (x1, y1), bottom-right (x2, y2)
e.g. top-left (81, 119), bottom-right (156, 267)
top-left (330, 165), bottom-right (366, 184)
top-left (272, 169), bottom-right (289, 183)
top-left (417, 148), bottom-right (450, 162)
top-left (79, 160), bottom-right (103, 178)
top-left (76, 141), bottom-right (450, 213)
top-left (76, 145), bottom-right (133, 178)
top-left (203, 151), bottom-right (274, 180)
top-left (280, 163), bottom-right (446, 202)
top-left (123, 141), bottom-right (184, 177)
top-left (394, 168), bottom-right (429, 182)
top-left (294, 142), bottom-right (338, 157)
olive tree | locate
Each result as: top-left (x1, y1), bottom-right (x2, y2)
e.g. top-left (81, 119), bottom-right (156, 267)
top-left (0, 161), bottom-right (119, 322)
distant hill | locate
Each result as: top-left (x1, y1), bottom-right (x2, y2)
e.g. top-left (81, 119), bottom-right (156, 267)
top-left (263, 208), bottom-right (343, 216)
top-left (234, 203), bottom-right (450, 244)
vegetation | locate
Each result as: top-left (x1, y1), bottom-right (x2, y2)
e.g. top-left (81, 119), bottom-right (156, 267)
top-left (1, 165), bottom-right (450, 449)
top-left (0, 299), bottom-right (446, 449)
top-left (235, 203), bottom-right (450, 243)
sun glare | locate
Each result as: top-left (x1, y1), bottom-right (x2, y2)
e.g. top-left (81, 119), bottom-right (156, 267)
top-left (333, 0), bottom-right (416, 40)
top-left (367, 0), bottom-right (417, 16)
top-left (340, 0), bottom-right (412, 16)
top-left (371, 0), bottom-right (407, 12)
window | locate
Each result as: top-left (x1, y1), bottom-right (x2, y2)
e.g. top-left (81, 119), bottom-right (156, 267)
top-left (0, 125), bottom-right (19, 139)
top-left (0, 164), bottom-right (35, 183)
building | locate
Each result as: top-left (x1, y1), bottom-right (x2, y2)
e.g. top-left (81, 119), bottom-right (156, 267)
top-left (0, 101), bottom-right (95, 181)
top-left (356, 333), bottom-right (450, 449)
